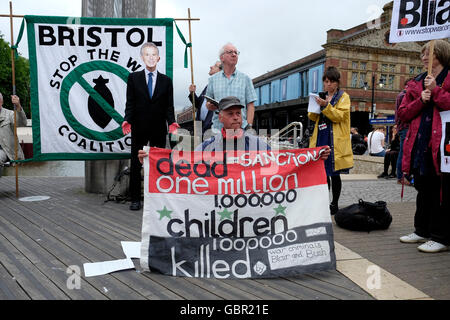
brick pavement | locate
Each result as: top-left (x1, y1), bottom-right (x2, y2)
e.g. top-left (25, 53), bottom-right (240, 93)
top-left (332, 176), bottom-right (450, 300)
top-left (339, 175), bottom-right (417, 205)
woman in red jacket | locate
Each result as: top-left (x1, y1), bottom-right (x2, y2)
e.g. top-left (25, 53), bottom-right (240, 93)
top-left (397, 39), bottom-right (450, 253)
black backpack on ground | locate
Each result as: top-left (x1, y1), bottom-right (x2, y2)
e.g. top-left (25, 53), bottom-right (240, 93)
top-left (334, 199), bottom-right (392, 232)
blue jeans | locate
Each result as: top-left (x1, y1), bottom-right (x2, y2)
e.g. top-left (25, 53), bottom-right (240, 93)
top-left (370, 150), bottom-right (386, 157)
top-left (396, 128), bottom-right (408, 180)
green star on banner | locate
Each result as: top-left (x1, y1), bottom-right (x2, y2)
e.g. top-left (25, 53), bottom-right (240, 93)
top-left (156, 206), bottom-right (173, 220)
top-left (217, 208), bottom-right (233, 221)
top-left (274, 204), bottom-right (287, 216)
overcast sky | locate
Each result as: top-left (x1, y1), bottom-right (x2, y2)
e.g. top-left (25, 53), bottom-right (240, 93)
top-left (0, 0), bottom-right (391, 111)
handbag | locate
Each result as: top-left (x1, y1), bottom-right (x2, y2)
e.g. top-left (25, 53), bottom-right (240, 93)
top-left (334, 199), bottom-right (392, 232)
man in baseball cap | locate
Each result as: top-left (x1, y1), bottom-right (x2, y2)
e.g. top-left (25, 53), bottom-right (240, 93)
top-left (196, 96), bottom-right (268, 151)
top-left (138, 96), bottom-right (256, 161)
top-left (216, 96), bottom-right (245, 133)
top-left (217, 96), bottom-right (245, 111)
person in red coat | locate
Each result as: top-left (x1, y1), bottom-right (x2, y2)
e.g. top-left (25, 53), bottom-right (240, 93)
top-left (397, 39), bottom-right (450, 253)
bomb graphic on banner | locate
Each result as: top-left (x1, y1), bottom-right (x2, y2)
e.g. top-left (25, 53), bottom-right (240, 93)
top-left (88, 75), bottom-right (115, 129)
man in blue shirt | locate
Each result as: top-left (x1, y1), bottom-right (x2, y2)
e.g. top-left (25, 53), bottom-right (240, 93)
top-left (205, 43), bottom-right (257, 133)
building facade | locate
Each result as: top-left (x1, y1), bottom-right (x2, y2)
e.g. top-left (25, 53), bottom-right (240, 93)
top-left (253, 2), bottom-right (423, 136)
top-left (82, 0), bottom-right (155, 18)
top-left (177, 106), bottom-right (194, 129)
top-left (253, 50), bottom-right (326, 134)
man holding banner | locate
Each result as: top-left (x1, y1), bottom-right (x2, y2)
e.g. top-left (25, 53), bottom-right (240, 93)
top-left (0, 93), bottom-right (27, 166)
top-left (188, 61), bottom-right (222, 135)
top-left (137, 95), bottom-right (333, 278)
top-left (196, 96), bottom-right (270, 152)
top-left (123, 42), bottom-right (179, 211)
top-left (137, 96), bottom-right (331, 159)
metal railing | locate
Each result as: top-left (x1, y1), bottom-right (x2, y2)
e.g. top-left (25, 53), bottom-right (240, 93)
top-left (267, 122), bottom-right (304, 150)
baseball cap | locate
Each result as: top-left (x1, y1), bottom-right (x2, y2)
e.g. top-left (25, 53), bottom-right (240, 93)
top-left (218, 96), bottom-right (244, 111)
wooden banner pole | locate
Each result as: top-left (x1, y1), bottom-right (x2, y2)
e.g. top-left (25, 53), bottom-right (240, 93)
top-left (187, 8), bottom-right (199, 146)
top-left (427, 40), bottom-right (436, 75)
top-left (9, 1), bottom-right (19, 198)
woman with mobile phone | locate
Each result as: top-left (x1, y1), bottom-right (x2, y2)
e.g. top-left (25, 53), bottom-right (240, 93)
top-left (308, 66), bottom-right (353, 215)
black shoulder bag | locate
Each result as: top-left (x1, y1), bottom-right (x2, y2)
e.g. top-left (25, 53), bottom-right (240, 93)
top-left (334, 199), bottom-right (392, 232)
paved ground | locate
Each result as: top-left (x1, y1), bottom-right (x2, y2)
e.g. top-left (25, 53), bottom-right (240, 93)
top-left (0, 176), bottom-right (373, 300)
top-left (340, 174), bottom-right (417, 203)
top-left (334, 176), bottom-right (450, 300)
top-left (1, 173), bottom-right (449, 300)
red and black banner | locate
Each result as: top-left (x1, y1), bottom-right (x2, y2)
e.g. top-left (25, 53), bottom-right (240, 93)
top-left (140, 147), bottom-right (336, 278)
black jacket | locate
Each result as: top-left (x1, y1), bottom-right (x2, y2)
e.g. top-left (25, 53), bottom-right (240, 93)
top-left (125, 70), bottom-right (175, 139)
top-left (188, 85), bottom-right (214, 133)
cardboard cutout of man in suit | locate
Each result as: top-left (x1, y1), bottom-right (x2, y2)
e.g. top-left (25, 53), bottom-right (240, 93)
top-left (122, 42), bottom-right (179, 211)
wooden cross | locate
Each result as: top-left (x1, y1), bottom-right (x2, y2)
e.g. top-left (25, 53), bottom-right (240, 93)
top-left (0, 1), bottom-right (24, 198)
top-left (174, 10), bottom-right (200, 146)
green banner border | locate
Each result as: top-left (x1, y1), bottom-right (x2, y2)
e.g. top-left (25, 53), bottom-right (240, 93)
top-left (25, 15), bottom-right (174, 161)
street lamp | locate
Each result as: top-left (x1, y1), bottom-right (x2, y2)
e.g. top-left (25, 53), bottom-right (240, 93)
top-left (363, 73), bottom-right (385, 119)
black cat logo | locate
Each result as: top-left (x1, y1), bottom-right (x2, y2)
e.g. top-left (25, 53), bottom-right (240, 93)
top-left (88, 75), bottom-right (114, 129)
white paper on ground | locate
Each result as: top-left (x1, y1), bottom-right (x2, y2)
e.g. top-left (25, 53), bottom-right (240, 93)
top-left (121, 241), bottom-right (141, 258)
top-left (308, 93), bottom-right (321, 114)
top-left (83, 258), bottom-right (135, 277)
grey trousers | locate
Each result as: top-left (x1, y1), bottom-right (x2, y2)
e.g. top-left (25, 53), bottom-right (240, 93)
top-left (0, 149), bottom-right (9, 165)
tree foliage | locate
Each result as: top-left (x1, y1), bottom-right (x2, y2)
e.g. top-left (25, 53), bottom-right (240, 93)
top-left (0, 34), bottom-right (30, 117)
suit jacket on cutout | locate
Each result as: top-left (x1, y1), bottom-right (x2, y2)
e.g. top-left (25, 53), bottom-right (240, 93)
top-left (125, 70), bottom-right (175, 140)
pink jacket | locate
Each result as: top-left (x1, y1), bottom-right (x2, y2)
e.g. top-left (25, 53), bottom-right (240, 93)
top-left (397, 72), bottom-right (450, 175)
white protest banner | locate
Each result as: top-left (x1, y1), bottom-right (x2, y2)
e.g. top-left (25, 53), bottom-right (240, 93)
top-left (25, 16), bottom-right (173, 161)
top-left (140, 147), bottom-right (336, 279)
top-left (389, 0), bottom-right (450, 43)
top-left (441, 111), bottom-right (450, 173)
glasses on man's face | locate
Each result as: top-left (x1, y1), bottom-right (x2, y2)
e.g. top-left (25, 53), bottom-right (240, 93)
top-left (225, 50), bottom-right (240, 56)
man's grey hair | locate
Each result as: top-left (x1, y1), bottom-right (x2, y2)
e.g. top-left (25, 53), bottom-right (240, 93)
top-left (0, 92), bottom-right (3, 101)
top-left (140, 42), bottom-right (159, 56)
top-left (218, 42), bottom-right (235, 58)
